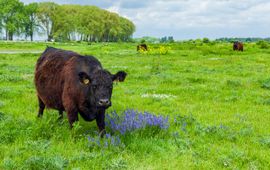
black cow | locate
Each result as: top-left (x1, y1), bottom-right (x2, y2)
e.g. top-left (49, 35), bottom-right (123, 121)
top-left (34, 47), bottom-right (127, 135)
top-left (233, 41), bottom-right (244, 51)
top-left (137, 44), bottom-right (148, 51)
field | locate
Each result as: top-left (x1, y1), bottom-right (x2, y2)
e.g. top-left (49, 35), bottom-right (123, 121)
top-left (0, 41), bottom-right (270, 169)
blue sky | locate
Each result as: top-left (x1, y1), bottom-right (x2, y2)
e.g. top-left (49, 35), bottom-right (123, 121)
top-left (21, 0), bottom-right (270, 40)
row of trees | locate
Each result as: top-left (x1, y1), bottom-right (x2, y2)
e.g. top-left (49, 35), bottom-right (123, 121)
top-left (134, 36), bottom-right (175, 43)
top-left (216, 37), bottom-right (270, 43)
top-left (0, 0), bottom-right (136, 42)
top-left (160, 36), bottom-right (174, 43)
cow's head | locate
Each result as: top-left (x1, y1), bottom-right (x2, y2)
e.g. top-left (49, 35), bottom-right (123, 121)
top-left (79, 69), bottom-right (127, 109)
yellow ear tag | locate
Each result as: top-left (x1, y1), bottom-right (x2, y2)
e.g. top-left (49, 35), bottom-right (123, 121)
top-left (83, 79), bottom-right (90, 84)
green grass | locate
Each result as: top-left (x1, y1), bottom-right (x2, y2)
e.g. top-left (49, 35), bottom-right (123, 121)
top-left (0, 41), bottom-right (270, 169)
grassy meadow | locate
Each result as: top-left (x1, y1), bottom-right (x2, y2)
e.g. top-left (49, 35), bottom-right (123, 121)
top-left (0, 41), bottom-right (270, 169)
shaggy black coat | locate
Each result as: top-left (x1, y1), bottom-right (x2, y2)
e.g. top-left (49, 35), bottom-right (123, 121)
top-left (34, 47), bottom-right (127, 134)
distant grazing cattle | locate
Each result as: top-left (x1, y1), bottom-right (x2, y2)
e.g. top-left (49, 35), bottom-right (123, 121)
top-left (34, 47), bottom-right (127, 135)
top-left (233, 41), bottom-right (244, 51)
top-left (137, 44), bottom-right (148, 51)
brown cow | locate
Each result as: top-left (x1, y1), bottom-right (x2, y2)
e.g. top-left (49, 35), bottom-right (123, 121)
top-left (233, 41), bottom-right (244, 51)
top-left (34, 47), bottom-right (127, 135)
top-left (137, 44), bottom-right (148, 51)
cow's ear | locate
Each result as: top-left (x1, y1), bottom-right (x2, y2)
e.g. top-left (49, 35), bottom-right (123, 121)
top-left (78, 72), bottom-right (91, 85)
top-left (112, 71), bottom-right (127, 82)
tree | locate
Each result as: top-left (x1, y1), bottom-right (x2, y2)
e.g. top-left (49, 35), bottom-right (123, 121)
top-left (0, 5), bottom-right (3, 31)
top-left (202, 37), bottom-right (210, 43)
top-left (102, 12), bottom-right (119, 42)
top-left (53, 5), bottom-right (79, 41)
top-left (118, 17), bottom-right (135, 42)
top-left (0, 0), bottom-right (25, 40)
top-left (24, 2), bottom-right (39, 41)
top-left (0, 1), bottom-right (135, 42)
top-left (36, 2), bottom-right (58, 41)
top-left (168, 36), bottom-right (174, 43)
top-left (160, 36), bottom-right (167, 43)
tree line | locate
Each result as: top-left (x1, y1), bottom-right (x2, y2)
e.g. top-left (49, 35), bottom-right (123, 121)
top-left (216, 37), bottom-right (270, 43)
top-left (0, 0), bottom-right (136, 42)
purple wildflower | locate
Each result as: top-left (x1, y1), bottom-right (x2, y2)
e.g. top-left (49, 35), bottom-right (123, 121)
top-left (115, 136), bottom-right (121, 145)
top-left (111, 137), bottom-right (115, 145)
top-left (105, 133), bottom-right (111, 139)
top-left (87, 133), bottom-right (123, 148)
top-left (96, 139), bottom-right (101, 147)
top-left (87, 136), bottom-right (93, 142)
top-left (105, 109), bottom-right (169, 135)
top-left (181, 122), bottom-right (187, 132)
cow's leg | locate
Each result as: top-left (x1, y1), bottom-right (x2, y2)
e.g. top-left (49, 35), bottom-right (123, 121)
top-left (37, 97), bottom-right (45, 118)
top-left (66, 108), bottom-right (78, 128)
top-left (62, 90), bottom-right (78, 128)
top-left (96, 109), bottom-right (106, 137)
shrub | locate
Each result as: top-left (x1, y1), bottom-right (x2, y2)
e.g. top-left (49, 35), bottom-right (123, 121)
top-left (256, 40), bottom-right (269, 49)
top-left (203, 38), bottom-right (210, 43)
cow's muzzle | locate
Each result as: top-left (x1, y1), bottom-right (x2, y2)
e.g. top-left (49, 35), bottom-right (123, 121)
top-left (97, 98), bottom-right (111, 107)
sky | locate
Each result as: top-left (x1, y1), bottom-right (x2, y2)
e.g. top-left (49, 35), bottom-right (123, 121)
top-left (21, 0), bottom-right (270, 40)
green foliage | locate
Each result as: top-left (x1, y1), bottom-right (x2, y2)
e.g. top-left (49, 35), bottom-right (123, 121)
top-left (51, 4), bottom-right (135, 42)
top-left (134, 36), bottom-right (160, 43)
top-left (256, 40), bottom-right (270, 49)
top-left (202, 37), bottom-right (210, 43)
top-left (160, 36), bottom-right (174, 43)
top-left (0, 1), bottom-right (135, 42)
top-left (0, 0), bottom-right (25, 40)
top-left (216, 37), bottom-right (270, 43)
top-left (36, 2), bottom-right (59, 41)
top-left (24, 3), bottom-right (39, 41)
top-left (24, 155), bottom-right (68, 170)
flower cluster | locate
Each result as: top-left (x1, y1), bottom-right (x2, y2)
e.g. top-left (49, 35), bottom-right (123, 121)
top-left (106, 109), bottom-right (169, 135)
top-left (158, 46), bottom-right (170, 55)
top-left (87, 133), bottom-right (123, 148)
